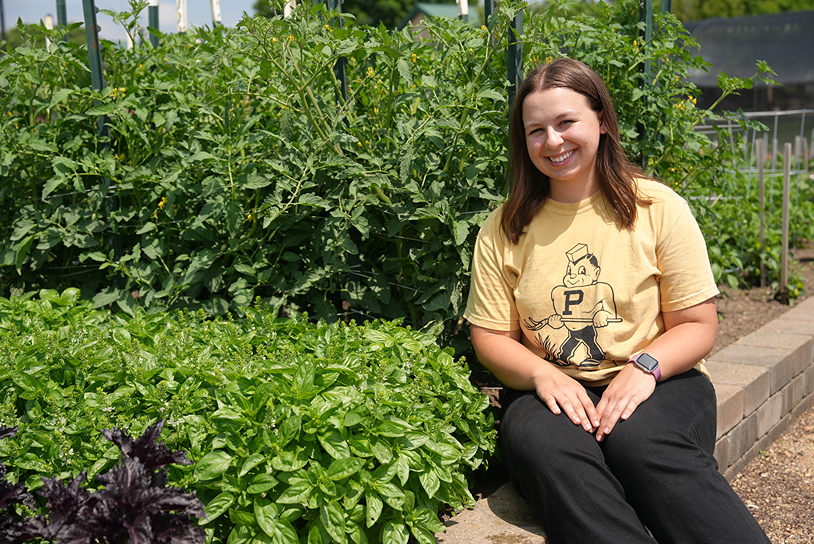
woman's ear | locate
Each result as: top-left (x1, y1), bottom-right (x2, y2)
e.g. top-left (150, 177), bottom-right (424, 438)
top-left (599, 111), bottom-right (608, 135)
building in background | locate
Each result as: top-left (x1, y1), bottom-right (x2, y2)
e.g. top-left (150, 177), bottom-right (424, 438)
top-left (685, 10), bottom-right (814, 112)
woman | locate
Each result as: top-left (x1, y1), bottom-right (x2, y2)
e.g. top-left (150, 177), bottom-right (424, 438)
top-left (464, 59), bottom-right (769, 544)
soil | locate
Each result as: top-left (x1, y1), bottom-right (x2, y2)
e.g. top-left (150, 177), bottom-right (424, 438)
top-left (467, 253), bottom-right (814, 543)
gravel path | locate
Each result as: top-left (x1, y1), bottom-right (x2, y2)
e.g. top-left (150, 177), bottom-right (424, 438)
top-left (731, 403), bottom-right (814, 543)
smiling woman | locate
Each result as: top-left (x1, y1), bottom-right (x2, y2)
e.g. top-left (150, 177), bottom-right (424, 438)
top-left (463, 58), bottom-right (770, 544)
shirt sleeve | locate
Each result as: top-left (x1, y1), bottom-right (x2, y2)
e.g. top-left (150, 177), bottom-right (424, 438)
top-left (463, 211), bottom-right (521, 330)
top-left (656, 198), bottom-right (719, 312)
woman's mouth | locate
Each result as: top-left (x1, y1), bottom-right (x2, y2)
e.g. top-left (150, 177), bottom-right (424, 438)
top-left (549, 150), bottom-right (575, 164)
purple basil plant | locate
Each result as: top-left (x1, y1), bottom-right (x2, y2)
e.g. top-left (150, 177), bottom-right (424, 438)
top-left (0, 421), bottom-right (205, 544)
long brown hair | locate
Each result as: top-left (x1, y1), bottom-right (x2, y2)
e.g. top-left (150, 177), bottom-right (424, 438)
top-left (501, 58), bottom-right (651, 244)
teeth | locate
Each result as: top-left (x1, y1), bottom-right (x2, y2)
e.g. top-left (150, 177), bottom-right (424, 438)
top-left (549, 150), bottom-right (574, 163)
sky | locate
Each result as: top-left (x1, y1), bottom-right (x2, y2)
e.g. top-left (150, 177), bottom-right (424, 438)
top-left (2, 0), bottom-right (259, 43)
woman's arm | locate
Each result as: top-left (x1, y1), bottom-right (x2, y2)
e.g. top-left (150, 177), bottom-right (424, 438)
top-left (470, 325), bottom-right (599, 433)
top-left (594, 297), bottom-right (718, 441)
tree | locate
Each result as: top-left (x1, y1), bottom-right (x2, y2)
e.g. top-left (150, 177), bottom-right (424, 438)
top-left (253, 0), bottom-right (448, 28)
top-left (1, 22), bottom-right (85, 52)
top-left (530, 0), bottom-right (605, 18)
top-left (672, 0), bottom-right (814, 21)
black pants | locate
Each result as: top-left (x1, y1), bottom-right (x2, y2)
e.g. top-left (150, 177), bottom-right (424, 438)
top-left (500, 370), bottom-right (770, 544)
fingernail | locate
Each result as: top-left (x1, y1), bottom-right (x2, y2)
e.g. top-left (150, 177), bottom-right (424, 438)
top-left (583, 423), bottom-right (592, 431)
top-left (604, 427), bottom-right (610, 434)
top-left (596, 433), bottom-right (603, 442)
top-left (593, 420), bottom-right (599, 426)
top-left (622, 413), bottom-right (628, 419)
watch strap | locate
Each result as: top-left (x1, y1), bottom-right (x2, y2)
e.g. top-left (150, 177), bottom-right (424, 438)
top-left (627, 353), bottom-right (661, 382)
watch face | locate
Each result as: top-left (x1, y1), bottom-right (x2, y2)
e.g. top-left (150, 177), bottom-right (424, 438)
top-left (637, 353), bottom-right (659, 372)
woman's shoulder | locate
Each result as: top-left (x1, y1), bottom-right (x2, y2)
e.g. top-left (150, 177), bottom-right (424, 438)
top-left (636, 177), bottom-right (689, 210)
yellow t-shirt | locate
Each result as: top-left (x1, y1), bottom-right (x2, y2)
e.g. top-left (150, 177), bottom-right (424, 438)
top-left (463, 179), bottom-right (719, 386)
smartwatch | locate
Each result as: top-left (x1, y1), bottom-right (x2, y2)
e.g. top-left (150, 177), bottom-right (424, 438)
top-left (627, 352), bottom-right (661, 382)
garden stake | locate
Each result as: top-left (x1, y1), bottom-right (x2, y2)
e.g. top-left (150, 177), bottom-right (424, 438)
top-left (458, 0), bottom-right (469, 23)
top-left (177, 0), bottom-right (188, 32)
top-left (149, 0), bottom-right (159, 47)
top-left (757, 137), bottom-right (766, 287)
top-left (211, 0), bottom-right (222, 26)
top-left (781, 143), bottom-right (791, 301)
top-left (796, 135), bottom-right (802, 208)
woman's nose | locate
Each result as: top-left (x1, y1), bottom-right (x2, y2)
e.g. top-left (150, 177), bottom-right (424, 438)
top-left (544, 128), bottom-right (563, 148)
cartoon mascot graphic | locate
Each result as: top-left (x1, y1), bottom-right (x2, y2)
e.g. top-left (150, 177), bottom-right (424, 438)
top-left (523, 243), bottom-right (620, 368)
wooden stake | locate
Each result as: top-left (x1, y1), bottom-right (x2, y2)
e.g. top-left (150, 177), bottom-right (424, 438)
top-left (757, 137), bottom-right (766, 288)
top-left (781, 143), bottom-right (791, 302)
top-left (176, 0), bottom-right (188, 32)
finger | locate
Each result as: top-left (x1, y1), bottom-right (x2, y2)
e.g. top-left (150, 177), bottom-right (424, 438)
top-left (558, 397), bottom-right (591, 429)
top-left (542, 395), bottom-right (562, 416)
top-left (577, 390), bottom-right (599, 431)
top-left (595, 396), bottom-right (621, 441)
top-left (599, 397), bottom-right (636, 440)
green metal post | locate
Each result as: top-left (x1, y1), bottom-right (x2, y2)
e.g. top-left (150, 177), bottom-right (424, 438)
top-left (660, 0), bottom-right (671, 13)
top-left (56, 0), bottom-right (67, 27)
top-left (643, 0), bottom-right (653, 83)
top-left (149, 0), bottom-right (159, 48)
top-left (0, 0), bottom-right (6, 52)
top-left (507, 11), bottom-right (523, 112)
top-left (484, 0), bottom-right (494, 27)
top-left (82, 0), bottom-right (105, 92)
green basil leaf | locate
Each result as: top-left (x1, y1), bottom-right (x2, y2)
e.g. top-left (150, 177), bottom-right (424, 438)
top-left (418, 470), bottom-right (440, 498)
top-left (319, 431), bottom-right (351, 459)
top-left (227, 526), bottom-right (253, 544)
top-left (272, 519), bottom-right (299, 544)
top-left (11, 371), bottom-right (39, 392)
top-left (381, 521), bottom-right (409, 544)
top-left (277, 414), bottom-right (301, 447)
top-left (409, 524), bottom-right (435, 544)
top-left (200, 492), bottom-right (235, 524)
top-left (275, 480), bottom-right (313, 505)
top-left (254, 497), bottom-right (280, 537)
top-left (320, 500), bottom-right (346, 543)
top-left (228, 508), bottom-right (256, 527)
top-left (247, 473), bottom-right (279, 494)
top-left (327, 457), bottom-right (365, 481)
top-left (194, 450), bottom-right (233, 480)
top-left (365, 492), bottom-right (383, 528)
top-left (239, 452), bottom-right (266, 477)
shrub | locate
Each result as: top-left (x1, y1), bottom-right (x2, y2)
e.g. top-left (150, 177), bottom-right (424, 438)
top-left (0, 0), bottom-right (784, 349)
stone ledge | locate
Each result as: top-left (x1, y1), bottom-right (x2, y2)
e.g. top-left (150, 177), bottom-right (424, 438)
top-left (435, 305), bottom-right (814, 544)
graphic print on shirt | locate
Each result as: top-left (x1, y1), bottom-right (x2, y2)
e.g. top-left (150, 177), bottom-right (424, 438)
top-left (523, 243), bottom-right (620, 368)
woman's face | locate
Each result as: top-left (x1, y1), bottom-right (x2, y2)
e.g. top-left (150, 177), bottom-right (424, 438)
top-left (522, 87), bottom-right (606, 202)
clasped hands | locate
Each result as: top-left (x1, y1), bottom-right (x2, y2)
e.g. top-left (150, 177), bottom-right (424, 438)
top-left (535, 362), bottom-right (656, 442)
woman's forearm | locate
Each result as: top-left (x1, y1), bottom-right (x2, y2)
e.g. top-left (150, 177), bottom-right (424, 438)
top-left (637, 298), bottom-right (718, 381)
top-left (470, 325), bottom-right (557, 391)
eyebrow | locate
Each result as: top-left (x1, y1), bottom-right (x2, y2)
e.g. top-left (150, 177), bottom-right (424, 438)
top-left (523, 111), bottom-right (579, 129)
